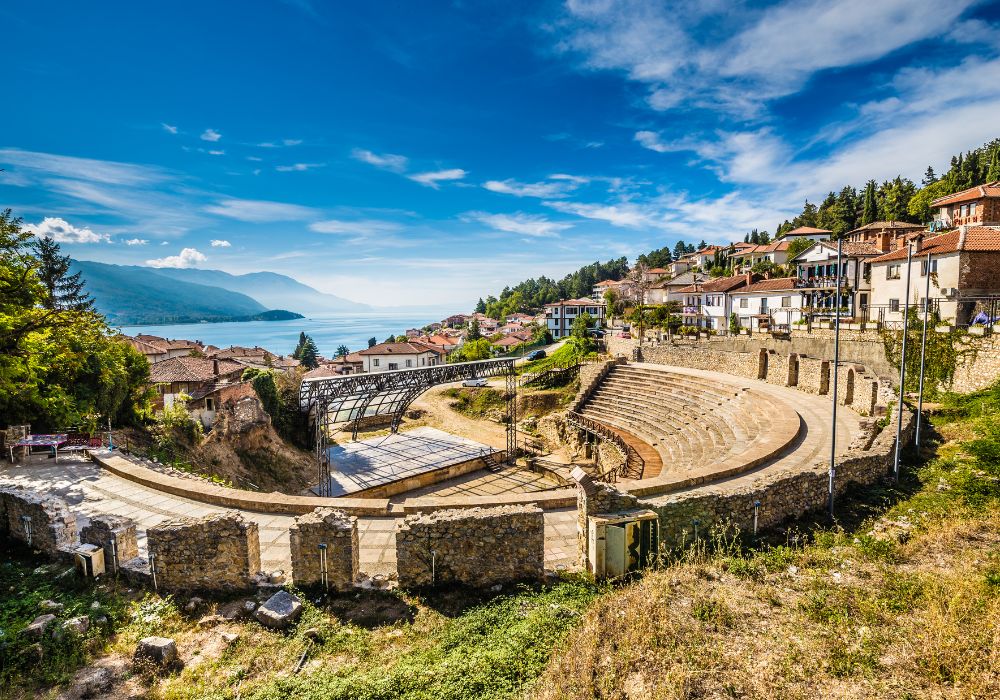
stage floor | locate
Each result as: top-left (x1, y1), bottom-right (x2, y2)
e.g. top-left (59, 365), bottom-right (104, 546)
top-left (313, 426), bottom-right (492, 496)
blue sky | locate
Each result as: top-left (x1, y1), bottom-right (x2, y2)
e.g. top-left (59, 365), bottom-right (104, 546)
top-left (3, 0), bottom-right (1000, 308)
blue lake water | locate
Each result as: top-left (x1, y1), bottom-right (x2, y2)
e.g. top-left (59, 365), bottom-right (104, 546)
top-left (118, 310), bottom-right (453, 358)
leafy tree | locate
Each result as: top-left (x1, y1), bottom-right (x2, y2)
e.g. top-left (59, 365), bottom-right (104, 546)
top-left (729, 312), bottom-right (740, 335)
top-left (335, 344), bottom-right (350, 358)
top-left (571, 312), bottom-right (593, 339)
top-left (33, 237), bottom-right (94, 311)
top-left (786, 237), bottom-right (814, 262)
top-left (603, 288), bottom-right (623, 319)
top-left (451, 338), bottom-right (492, 362)
top-left (636, 245), bottom-right (673, 268)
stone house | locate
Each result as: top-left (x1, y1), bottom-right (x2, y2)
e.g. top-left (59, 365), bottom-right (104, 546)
top-left (931, 181), bottom-right (1000, 230)
top-left (149, 356), bottom-right (247, 425)
top-left (133, 335), bottom-right (206, 361)
top-left (307, 353), bottom-right (365, 377)
top-left (845, 220), bottom-right (924, 248)
top-left (357, 341), bottom-right (447, 373)
top-left (730, 277), bottom-right (804, 330)
top-left (790, 240), bottom-right (883, 319)
top-left (645, 270), bottom-right (696, 305)
top-left (545, 298), bottom-right (606, 339)
top-left (868, 227), bottom-right (1000, 326)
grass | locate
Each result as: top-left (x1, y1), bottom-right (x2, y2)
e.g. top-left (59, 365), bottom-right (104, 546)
top-left (442, 386), bottom-right (507, 420)
top-left (517, 337), bottom-right (598, 376)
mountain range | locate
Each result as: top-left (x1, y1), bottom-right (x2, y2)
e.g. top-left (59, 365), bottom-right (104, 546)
top-left (71, 260), bottom-right (369, 326)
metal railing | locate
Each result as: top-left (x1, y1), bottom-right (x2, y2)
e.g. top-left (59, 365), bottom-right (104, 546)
top-left (565, 410), bottom-right (644, 482)
top-left (520, 361), bottom-right (581, 388)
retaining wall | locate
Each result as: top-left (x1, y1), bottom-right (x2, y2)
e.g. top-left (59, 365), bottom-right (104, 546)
top-left (396, 505), bottom-right (544, 587)
top-left (147, 511), bottom-right (261, 593)
top-left (288, 507), bottom-right (358, 590)
top-left (0, 487), bottom-right (77, 556)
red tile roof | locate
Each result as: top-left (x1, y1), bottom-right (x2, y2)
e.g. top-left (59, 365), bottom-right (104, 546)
top-left (870, 227), bottom-right (1000, 263)
top-left (150, 356), bottom-right (244, 384)
top-left (930, 181), bottom-right (1000, 207)
top-left (848, 220), bottom-right (924, 234)
top-left (357, 341), bottom-right (447, 356)
top-left (731, 277), bottom-right (797, 294)
top-left (784, 226), bottom-right (832, 236)
top-left (676, 274), bottom-right (749, 294)
top-left (544, 298), bottom-right (601, 307)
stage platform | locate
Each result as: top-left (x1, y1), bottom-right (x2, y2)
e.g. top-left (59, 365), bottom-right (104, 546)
top-left (313, 426), bottom-right (493, 497)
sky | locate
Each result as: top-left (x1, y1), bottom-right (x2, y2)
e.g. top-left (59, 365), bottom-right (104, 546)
top-left (3, 0), bottom-right (1000, 309)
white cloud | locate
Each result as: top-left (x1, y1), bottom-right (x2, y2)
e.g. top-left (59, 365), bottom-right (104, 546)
top-left (246, 156), bottom-right (263, 162)
top-left (0, 148), bottom-right (168, 186)
top-left (204, 198), bottom-right (315, 222)
top-left (543, 200), bottom-right (656, 228)
top-left (351, 148), bottom-right (408, 173)
top-left (124, 238), bottom-right (148, 246)
top-left (146, 247), bottom-right (207, 268)
top-left (309, 219), bottom-right (402, 236)
top-left (207, 150), bottom-right (225, 156)
top-left (634, 130), bottom-right (674, 153)
top-left (162, 123), bottom-right (178, 134)
top-left (283, 138), bottom-right (303, 146)
top-left (275, 162), bottom-right (325, 172)
top-left (210, 239), bottom-right (231, 247)
top-left (408, 168), bottom-right (467, 189)
top-left (483, 177), bottom-right (581, 198)
top-left (23, 217), bottom-right (109, 244)
top-left (465, 211), bottom-right (572, 237)
top-left (200, 128), bottom-right (222, 142)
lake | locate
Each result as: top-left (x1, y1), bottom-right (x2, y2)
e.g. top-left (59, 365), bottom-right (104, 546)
top-left (119, 310), bottom-right (453, 358)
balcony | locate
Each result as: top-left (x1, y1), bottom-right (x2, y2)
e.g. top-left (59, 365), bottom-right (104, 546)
top-left (796, 276), bottom-right (841, 289)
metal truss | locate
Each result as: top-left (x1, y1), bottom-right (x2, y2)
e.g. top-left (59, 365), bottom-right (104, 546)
top-left (300, 359), bottom-right (517, 496)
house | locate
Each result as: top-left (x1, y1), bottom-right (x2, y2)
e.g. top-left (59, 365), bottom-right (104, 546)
top-left (645, 270), bottom-right (697, 304)
top-left (134, 335), bottom-right (205, 360)
top-left (868, 227), bottom-right (1000, 326)
top-left (592, 278), bottom-right (624, 300)
top-left (357, 341), bottom-right (447, 373)
top-left (505, 312), bottom-right (534, 324)
top-left (845, 220), bottom-right (924, 248)
top-left (790, 240), bottom-right (883, 319)
top-left (544, 299), bottom-right (605, 339)
top-left (149, 356), bottom-right (247, 427)
top-left (690, 246), bottom-right (725, 268)
top-left (931, 181), bottom-right (1000, 230)
top-left (441, 314), bottom-right (469, 329)
top-left (780, 226), bottom-right (832, 242)
top-left (404, 328), bottom-right (422, 338)
top-left (305, 353), bottom-right (365, 377)
top-left (123, 336), bottom-right (168, 364)
top-left (668, 256), bottom-right (695, 277)
top-left (208, 345), bottom-right (299, 373)
top-left (728, 240), bottom-right (791, 273)
top-left (419, 334), bottom-right (462, 353)
top-left (730, 277), bottom-right (803, 330)
top-left (492, 330), bottom-right (533, 350)
top-left (675, 273), bottom-right (750, 331)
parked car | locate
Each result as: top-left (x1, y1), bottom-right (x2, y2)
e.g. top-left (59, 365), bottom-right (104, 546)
top-left (526, 349), bottom-right (546, 361)
top-left (618, 332), bottom-right (632, 339)
top-left (461, 378), bottom-right (488, 387)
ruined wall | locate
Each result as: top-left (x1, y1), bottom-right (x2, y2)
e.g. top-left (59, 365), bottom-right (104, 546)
top-left (288, 507), bottom-right (358, 590)
top-left (634, 344), bottom-right (760, 379)
top-left (396, 505), bottom-right (544, 588)
top-left (951, 336), bottom-right (1000, 394)
top-left (641, 408), bottom-right (914, 545)
top-left (574, 470), bottom-right (640, 566)
top-left (797, 356), bottom-right (830, 395)
top-left (80, 514), bottom-right (139, 573)
top-left (0, 487), bottom-right (77, 556)
top-left (147, 511), bottom-right (261, 593)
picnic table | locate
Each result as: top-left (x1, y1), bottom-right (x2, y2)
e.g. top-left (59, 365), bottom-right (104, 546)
top-left (9, 433), bottom-right (68, 462)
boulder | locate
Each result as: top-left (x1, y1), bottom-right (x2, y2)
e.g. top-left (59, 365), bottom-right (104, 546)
top-left (71, 666), bottom-right (114, 698)
top-left (254, 590), bottom-right (302, 629)
top-left (40, 599), bottom-right (64, 611)
top-left (24, 614), bottom-right (57, 639)
top-left (133, 636), bottom-right (178, 667)
top-left (63, 616), bottom-right (90, 635)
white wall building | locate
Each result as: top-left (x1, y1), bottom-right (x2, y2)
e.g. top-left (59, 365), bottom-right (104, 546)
top-left (545, 298), bottom-right (605, 339)
top-left (357, 341), bottom-right (446, 373)
top-left (729, 277), bottom-right (803, 330)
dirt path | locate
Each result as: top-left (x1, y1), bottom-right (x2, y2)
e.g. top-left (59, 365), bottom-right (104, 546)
top-left (406, 381), bottom-right (509, 449)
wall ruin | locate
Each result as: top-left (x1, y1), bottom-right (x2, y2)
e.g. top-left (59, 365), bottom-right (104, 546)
top-left (288, 507), bottom-right (358, 590)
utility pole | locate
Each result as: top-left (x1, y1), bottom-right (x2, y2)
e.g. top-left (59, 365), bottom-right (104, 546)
top-left (915, 251), bottom-right (932, 447)
top-left (829, 237), bottom-right (843, 519)
top-left (893, 242), bottom-right (914, 482)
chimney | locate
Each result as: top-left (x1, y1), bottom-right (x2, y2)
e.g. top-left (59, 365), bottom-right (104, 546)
top-left (912, 232), bottom-right (924, 253)
top-left (877, 230), bottom-right (891, 252)
top-left (958, 225), bottom-right (969, 250)
top-left (212, 359), bottom-right (220, 375)
top-left (745, 271), bottom-right (753, 286)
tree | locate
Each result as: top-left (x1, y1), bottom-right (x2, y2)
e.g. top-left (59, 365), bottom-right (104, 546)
top-left (627, 263), bottom-right (651, 347)
top-left (335, 344), bottom-right (350, 358)
top-left (603, 288), bottom-right (622, 320)
top-left (33, 237), bottom-right (94, 311)
top-left (922, 166), bottom-right (938, 186)
top-left (298, 336), bottom-right (320, 369)
top-left (571, 312), bottom-right (593, 339)
top-left (367, 337), bottom-right (377, 348)
top-left (672, 240), bottom-right (688, 259)
top-left (292, 331), bottom-right (308, 359)
top-left (729, 312), bottom-right (740, 335)
top-left (474, 297), bottom-right (486, 314)
top-left (697, 239), bottom-right (707, 251)
top-left (786, 237), bottom-right (814, 262)
top-left (468, 319), bottom-right (482, 341)
top-left (861, 180), bottom-right (878, 225)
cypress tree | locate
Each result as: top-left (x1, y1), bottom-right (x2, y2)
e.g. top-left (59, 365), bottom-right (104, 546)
top-left (861, 180), bottom-right (878, 225)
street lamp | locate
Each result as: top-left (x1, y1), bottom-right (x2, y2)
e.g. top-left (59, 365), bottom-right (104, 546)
top-left (915, 251), bottom-right (932, 447)
top-left (893, 242), bottom-right (915, 482)
top-left (829, 236), bottom-right (843, 519)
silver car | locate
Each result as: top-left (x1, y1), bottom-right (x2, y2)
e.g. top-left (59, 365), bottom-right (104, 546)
top-left (461, 378), bottom-right (489, 387)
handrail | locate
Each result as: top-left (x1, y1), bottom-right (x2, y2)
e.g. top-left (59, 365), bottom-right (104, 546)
top-left (565, 410), bottom-right (644, 482)
top-left (519, 361), bottom-right (581, 388)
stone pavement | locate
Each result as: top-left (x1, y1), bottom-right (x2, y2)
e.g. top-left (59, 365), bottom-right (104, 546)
top-left (0, 457), bottom-right (579, 577)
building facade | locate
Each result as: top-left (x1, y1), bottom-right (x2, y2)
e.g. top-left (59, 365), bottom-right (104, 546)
top-left (544, 298), bottom-right (606, 339)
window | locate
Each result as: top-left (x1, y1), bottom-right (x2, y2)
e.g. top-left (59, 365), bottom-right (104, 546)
top-left (405, 359), bottom-right (413, 368)
top-left (781, 296), bottom-right (791, 308)
top-left (886, 264), bottom-right (901, 280)
top-left (971, 202), bottom-right (978, 216)
top-left (205, 398), bottom-right (214, 411)
top-left (739, 298), bottom-right (748, 309)
top-left (889, 299), bottom-right (900, 312)
top-left (961, 204), bottom-right (968, 217)
top-left (388, 362), bottom-right (399, 370)
top-left (373, 359), bottom-right (380, 367)
top-left (921, 259), bottom-right (938, 275)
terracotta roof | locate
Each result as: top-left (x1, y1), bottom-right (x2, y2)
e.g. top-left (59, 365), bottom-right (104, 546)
top-left (731, 241), bottom-right (755, 249)
top-left (544, 298), bottom-right (601, 307)
top-left (646, 267), bottom-right (670, 274)
top-left (150, 356), bottom-right (244, 384)
top-left (841, 241), bottom-right (884, 256)
top-left (732, 277), bottom-right (797, 294)
top-left (730, 240), bottom-right (790, 256)
top-left (123, 336), bottom-right (167, 356)
top-left (676, 274), bottom-right (749, 294)
top-left (303, 365), bottom-right (350, 379)
top-left (594, 279), bottom-right (621, 287)
top-left (848, 220), bottom-right (924, 234)
top-left (870, 227), bottom-right (1000, 263)
top-left (930, 181), bottom-right (1000, 207)
top-left (209, 345), bottom-right (276, 360)
top-left (784, 226), bottom-right (832, 236)
top-left (357, 341), bottom-right (447, 356)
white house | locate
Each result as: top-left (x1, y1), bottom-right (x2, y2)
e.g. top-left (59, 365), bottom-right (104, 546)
top-left (545, 298), bottom-right (605, 339)
top-left (790, 241), bottom-right (878, 318)
top-left (357, 341), bottom-right (447, 373)
top-left (675, 273), bottom-right (750, 331)
top-left (729, 277), bottom-right (803, 330)
top-left (728, 240), bottom-right (791, 273)
top-left (780, 226), bottom-right (832, 242)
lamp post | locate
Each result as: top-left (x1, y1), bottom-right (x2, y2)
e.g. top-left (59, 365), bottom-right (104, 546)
top-left (829, 237), bottom-right (843, 519)
top-left (893, 242), bottom-right (914, 482)
top-left (915, 251), bottom-right (932, 447)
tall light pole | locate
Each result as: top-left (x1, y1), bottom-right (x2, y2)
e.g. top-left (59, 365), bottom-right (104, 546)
top-left (829, 237), bottom-right (843, 519)
top-left (915, 251), bottom-right (932, 447)
top-left (893, 242), bottom-right (914, 482)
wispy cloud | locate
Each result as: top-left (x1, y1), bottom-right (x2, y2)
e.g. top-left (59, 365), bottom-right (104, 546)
top-left (408, 168), bottom-right (467, 189)
top-left (275, 162), bottom-right (325, 172)
top-left (124, 238), bottom-right (148, 246)
top-left (543, 200), bottom-right (655, 229)
top-left (210, 239), bottom-right (231, 247)
top-left (204, 198), bottom-right (315, 222)
top-left (351, 148), bottom-right (408, 173)
top-left (309, 219), bottom-right (401, 235)
top-left (146, 247), bottom-right (207, 268)
top-left (465, 211), bottom-right (572, 237)
top-left (0, 148), bottom-right (168, 186)
top-left (161, 123), bottom-right (178, 135)
top-left (200, 128), bottom-right (222, 142)
top-left (483, 176), bottom-right (583, 198)
top-left (23, 217), bottom-right (109, 243)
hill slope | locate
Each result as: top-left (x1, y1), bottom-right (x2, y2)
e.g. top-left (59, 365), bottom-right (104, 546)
top-left (72, 260), bottom-right (288, 325)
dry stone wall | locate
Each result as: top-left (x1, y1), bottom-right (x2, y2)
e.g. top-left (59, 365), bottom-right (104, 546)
top-left (396, 505), bottom-right (544, 587)
top-left (147, 511), bottom-right (261, 593)
top-left (0, 487), bottom-right (77, 556)
top-left (288, 507), bottom-right (358, 590)
top-left (80, 514), bottom-right (139, 573)
top-left (951, 336), bottom-right (1000, 394)
top-left (634, 344), bottom-right (761, 379)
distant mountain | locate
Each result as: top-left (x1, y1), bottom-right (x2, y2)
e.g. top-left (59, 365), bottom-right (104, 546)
top-left (72, 260), bottom-right (302, 326)
top-left (146, 268), bottom-right (371, 314)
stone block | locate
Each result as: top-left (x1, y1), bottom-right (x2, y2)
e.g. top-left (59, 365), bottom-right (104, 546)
top-left (80, 514), bottom-right (138, 573)
top-left (288, 507), bottom-right (358, 590)
top-left (255, 590), bottom-right (302, 629)
top-left (23, 614), bottom-right (57, 639)
top-left (0, 487), bottom-right (77, 556)
top-left (147, 511), bottom-right (260, 594)
top-left (134, 637), bottom-right (178, 667)
top-left (396, 505), bottom-right (544, 588)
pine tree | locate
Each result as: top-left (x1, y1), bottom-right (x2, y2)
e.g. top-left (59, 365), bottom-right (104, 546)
top-left (33, 237), bottom-right (94, 312)
top-left (750, 229), bottom-right (760, 244)
top-left (697, 240), bottom-right (707, 251)
top-left (335, 344), bottom-right (349, 358)
top-left (474, 297), bottom-right (486, 314)
top-left (744, 232), bottom-right (750, 243)
top-left (673, 240), bottom-right (687, 259)
top-left (292, 331), bottom-right (307, 359)
top-left (759, 230), bottom-right (771, 244)
top-left (861, 180), bottom-right (878, 225)
top-left (367, 337), bottom-right (377, 348)
top-left (987, 147), bottom-right (1000, 182)
top-left (468, 319), bottom-right (482, 341)
top-left (298, 336), bottom-right (320, 369)
top-left (922, 166), bottom-right (937, 186)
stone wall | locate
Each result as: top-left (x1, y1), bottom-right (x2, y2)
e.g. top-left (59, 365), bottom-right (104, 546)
top-left (396, 505), bottom-right (544, 588)
top-left (572, 467), bottom-right (640, 566)
top-left (951, 336), bottom-right (1000, 394)
top-left (641, 408), bottom-right (914, 545)
top-left (0, 487), bottom-right (77, 556)
top-left (288, 507), bottom-right (358, 590)
top-left (146, 511), bottom-right (261, 593)
top-left (80, 514), bottom-right (139, 573)
top-left (634, 344), bottom-right (761, 379)
top-left (797, 356), bottom-right (830, 395)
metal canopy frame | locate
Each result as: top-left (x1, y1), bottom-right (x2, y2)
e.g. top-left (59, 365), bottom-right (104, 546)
top-left (299, 359), bottom-right (518, 496)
